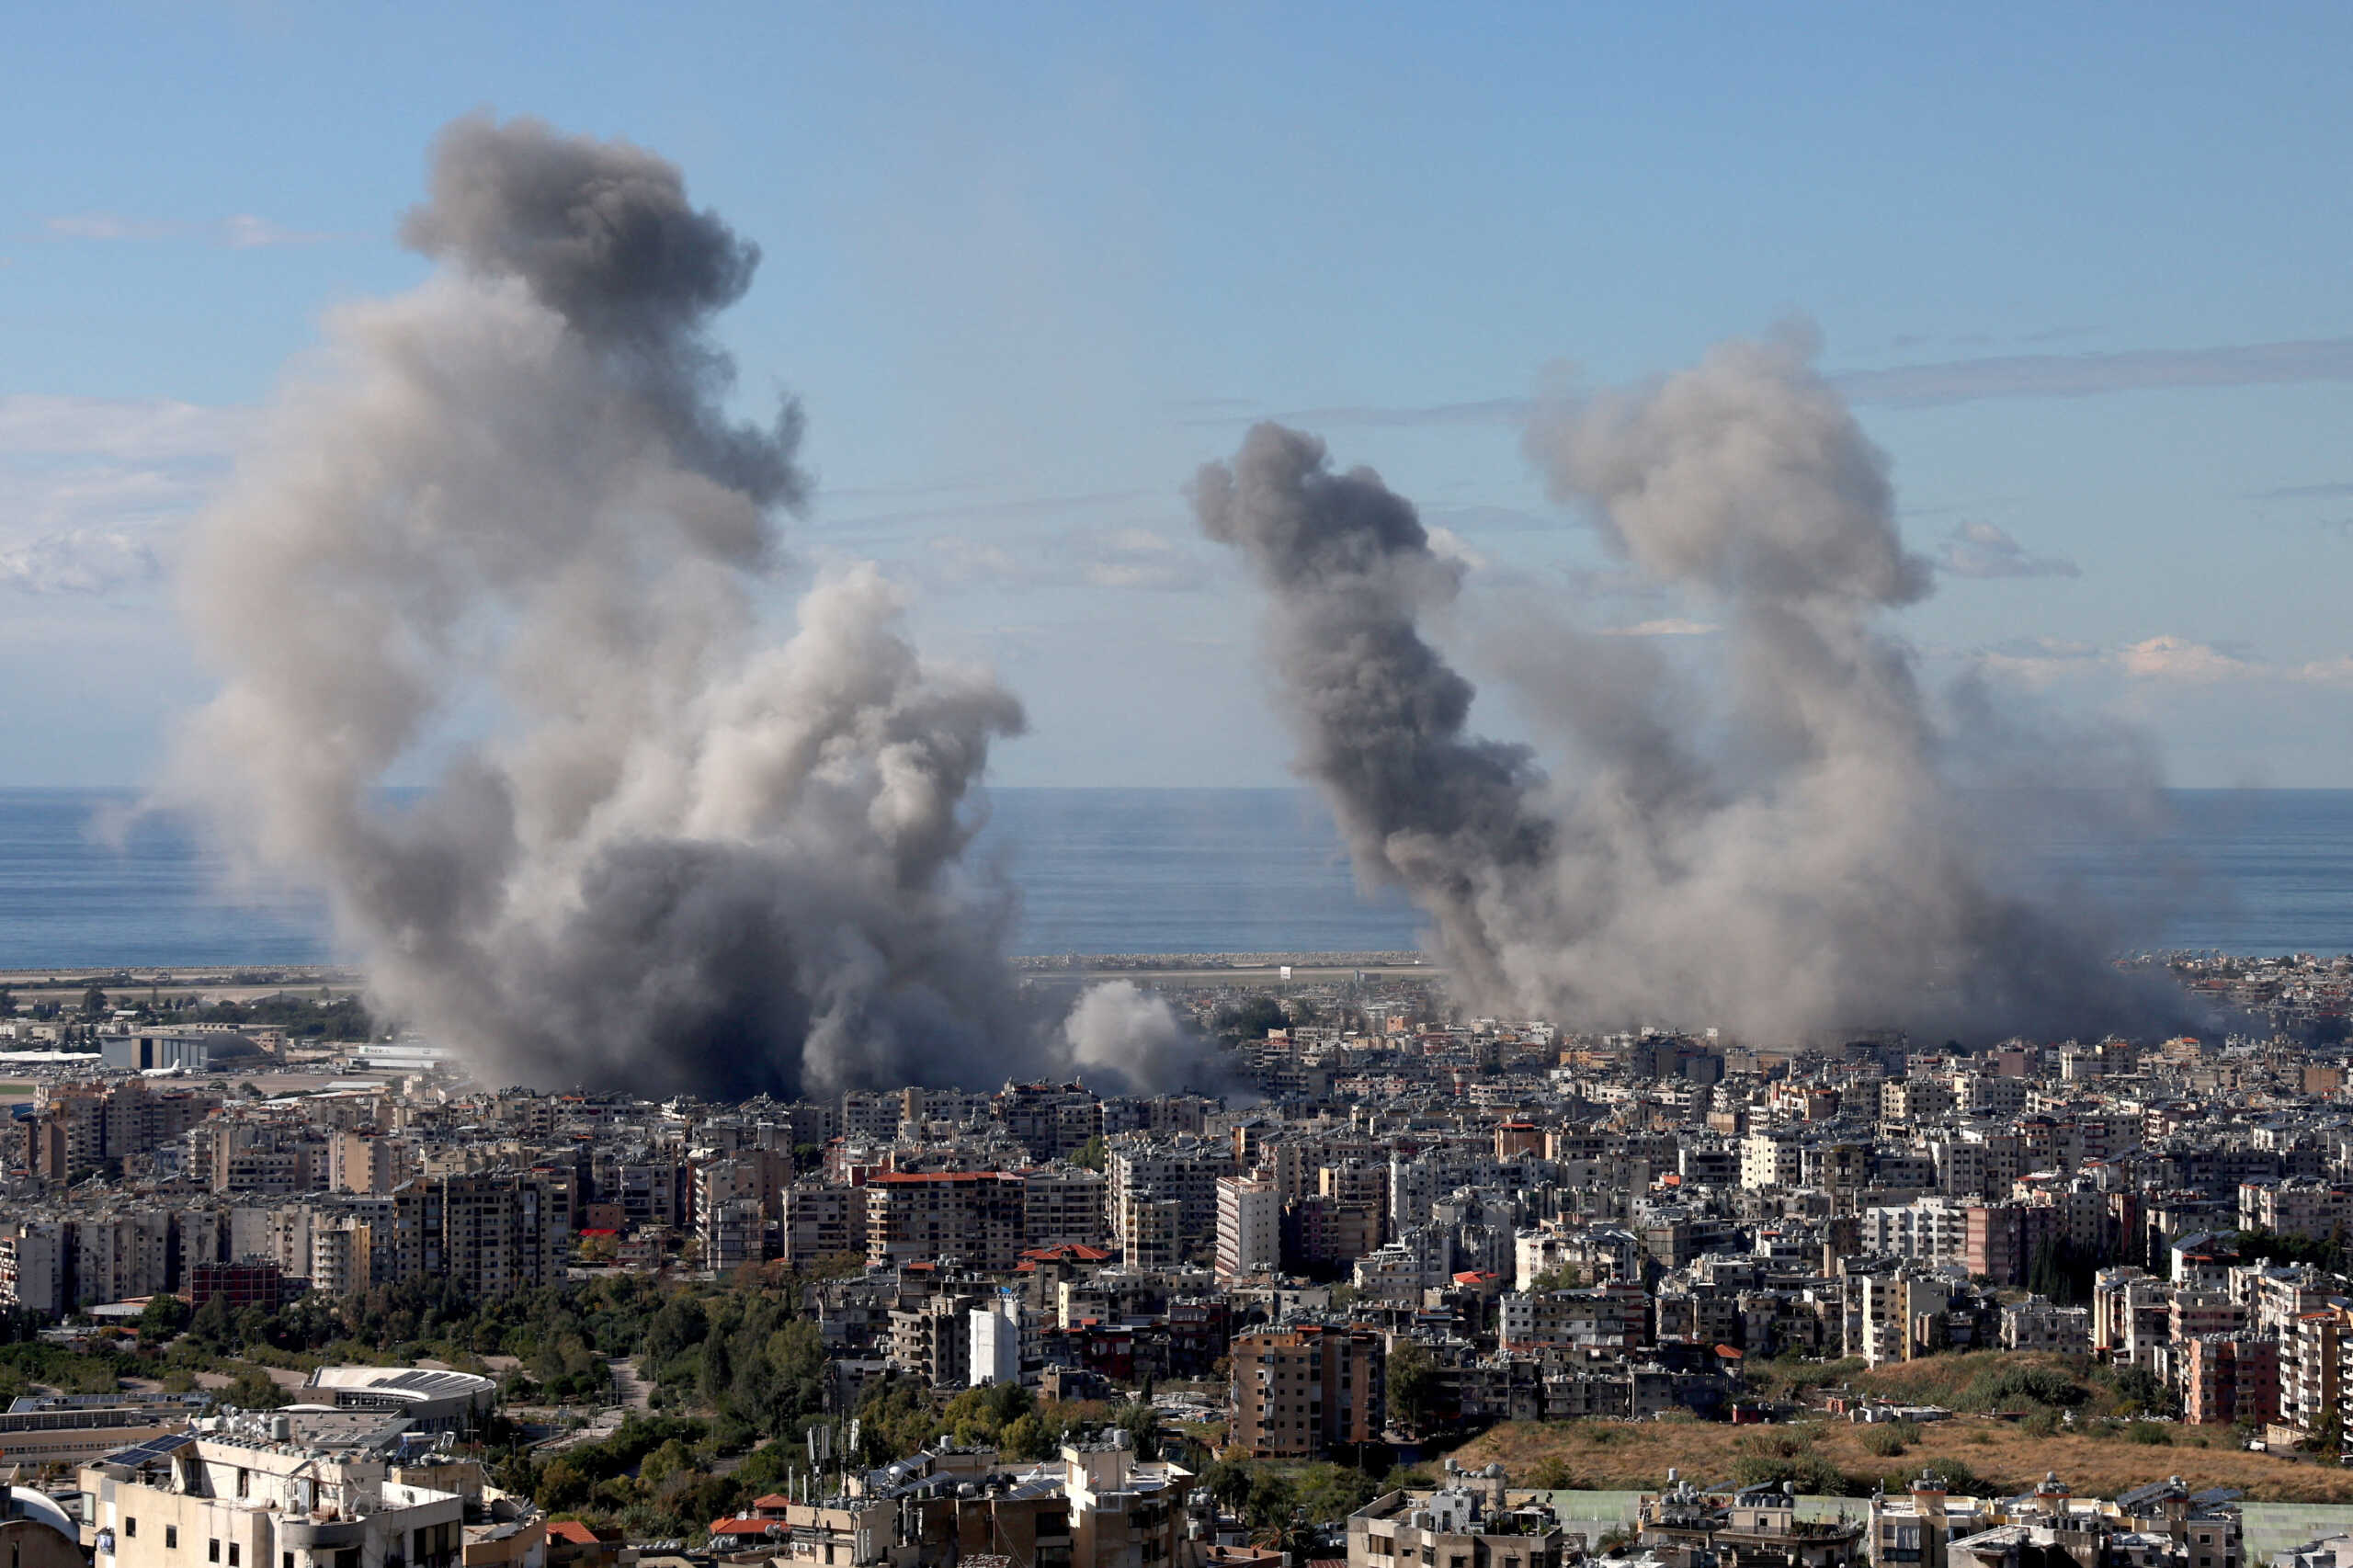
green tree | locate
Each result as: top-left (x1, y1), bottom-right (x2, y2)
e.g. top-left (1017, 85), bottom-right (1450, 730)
top-left (1074, 1135), bottom-right (1108, 1173)
top-left (1202, 1455), bottom-right (1255, 1514)
top-left (139, 1293), bottom-right (190, 1341)
top-left (537, 1459), bottom-right (591, 1511)
top-left (1245, 1471), bottom-right (1299, 1532)
top-left (1386, 1340), bottom-right (1442, 1436)
top-left (81, 986), bottom-right (108, 1017)
top-left (699, 1329), bottom-right (734, 1405)
top-left (1000, 1414), bottom-right (1051, 1460)
top-left (1114, 1401), bottom-right (1162, 1460)
top-left (1211, 996), bottom-right (1287, 1041)
top-left (1294, 1463), bottom-right (1381, 1526)
top-left (226, 1367), bottom-right (290, 1410)
top-left (187, 1292), bottom-right (233, 1347)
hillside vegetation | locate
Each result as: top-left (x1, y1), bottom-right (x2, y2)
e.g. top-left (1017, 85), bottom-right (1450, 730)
top-left (1447, 1351), bottom-right (2353, 1504)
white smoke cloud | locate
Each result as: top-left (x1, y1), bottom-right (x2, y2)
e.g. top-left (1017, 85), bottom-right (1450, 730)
top-left (1201, 330), bottom-right (2186, 1045)
top-left (1062, 980), bottom-right (1210, 1094)
top-left (166, 113), bottom-right (1202, 1097)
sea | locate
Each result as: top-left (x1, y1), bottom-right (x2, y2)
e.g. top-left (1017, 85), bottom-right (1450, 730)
top-left (0, 787), bottom-right (2347, 971)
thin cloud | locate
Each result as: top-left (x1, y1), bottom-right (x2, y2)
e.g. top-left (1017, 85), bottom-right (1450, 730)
top-left (2250, 480), bottom-right (2353, 500)
top-left (41, 212), bottom-right (335, 248)
top-left (1973, 632), bottom-right (2353, 690)
top-left (45, 214), bottom-right (181, 242)
top-left (220, 214), bottom-right (333, 249)
top-left (0, 529), bottom-right (163, 596)
top-left (922, 523), bottom-right (1206, 594)
top-left (1972, 635), bottom-right (2104, 688)
top-left (2116, 634), bottom-right (2259, 683)
top-left (1206, 395), bottom-right (1529, 430)
top-left (1080, 527), bottom-right (1195, 591)
top-left (830, 487), bottom-right (1154, 533)
top-left (1839, 336), bottom-right (2353, 408)
top-left (0, 394), bottom-right (253, 460)
top-left (1234, 335), bottom-right (2353, 429)
top-left (1937, 520), bottom-right (2080, 580)
top-left (0, 394), bottom-right (244, 598)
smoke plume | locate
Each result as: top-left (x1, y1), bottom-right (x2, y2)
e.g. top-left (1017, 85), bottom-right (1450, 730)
top-left (1063, 980), bottom-right (1236, 1096)
top-left (175, 113), bottom-right (1188, 1096)
top-left (1199, 331), bottom-right (2179, 1044)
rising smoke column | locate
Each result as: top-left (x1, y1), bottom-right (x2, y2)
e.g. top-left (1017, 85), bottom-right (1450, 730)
top-left (1193, 424), bottom-right (1552, 1006)
top-left (172, 113), bottom-right (1124, 1096)
top-left (1199, 333), bottom-right (2175, 1043)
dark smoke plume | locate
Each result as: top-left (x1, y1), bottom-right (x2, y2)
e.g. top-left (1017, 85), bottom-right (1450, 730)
top-left (1199, 332), bottom-right (2183, 1044)
top-left (174, 114), bottom-right (1187, 1096)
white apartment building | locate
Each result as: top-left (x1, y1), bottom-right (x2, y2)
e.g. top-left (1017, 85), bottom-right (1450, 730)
top-left (1215, 1175), bottom-right (1280, 1278)
top-left (1859, 1197), bottom-right (1969, 1266)
top-left (1739, 1132), bottom-right (1802, 1192)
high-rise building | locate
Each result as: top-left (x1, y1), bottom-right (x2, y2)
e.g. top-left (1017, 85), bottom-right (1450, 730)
top-left (865, 1171), bottom-right (1025, 1271)
top-left (1023, 1165), bottom-right (1108, 1249)
top-left (781, 1182), bottom-right (868, 1267)
top-left (1228, 1325), bottom-right (1384, 1459)
top-left (1215, 1175), bottom-right (1280, 1279)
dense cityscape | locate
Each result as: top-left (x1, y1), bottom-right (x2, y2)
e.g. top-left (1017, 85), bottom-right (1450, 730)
top-left (0, 957), bottom-right (2340, 1568)
top-left (9, 14), bottom-right (2351, 1568)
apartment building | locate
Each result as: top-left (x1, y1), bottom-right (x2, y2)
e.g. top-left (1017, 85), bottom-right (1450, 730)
top-left (1348, 1471), bottom-right (1569, 1568)
top-left (1023, 1165), bottom-right (1108, 1249)
top-left (82, 1413), bottom-right (471, 1568)
top-left (1107, 1137), bottom-right (1233, 1259)
top-left (0, 1221), bottom-right (72, 1315)
top-left (1215, 1175), bottom-right (1280, 1279)
top-left (1860, 1197), bottom-right (1969, 1266)
top-left (1498, 1286), bottom-right (1647, 1354)
top-left (1228, 1325), bottom-right (1385, 1459)
top-left (2240, 1179), bottom-right (2353, 1243)
top-left (2182, 1335), bottom-right (2279, 1426)
top-left (865, 1171), bottom-right (1026, 1271)
top-left (780, 1182), bottom-right (868, 1267)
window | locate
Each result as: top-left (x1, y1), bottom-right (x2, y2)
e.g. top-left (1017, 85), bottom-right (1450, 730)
top-left (229, 1546), bottom-right (240, 1566)
top-left (126, 1521), bottom-right (138, 1539)
top-left (167, 1529), bottom-right (178, 1551)
top-left (210, 1543), bottom-right (220, 1563)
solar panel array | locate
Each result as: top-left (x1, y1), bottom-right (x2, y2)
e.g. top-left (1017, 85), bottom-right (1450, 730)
top-left (100, 1434), bottom-right (194, 1468)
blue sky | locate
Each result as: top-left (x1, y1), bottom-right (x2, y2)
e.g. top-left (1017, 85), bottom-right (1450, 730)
top-left (4, 2), bottom-right (2350, 786)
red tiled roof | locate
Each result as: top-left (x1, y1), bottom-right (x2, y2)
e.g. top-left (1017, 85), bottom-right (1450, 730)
top-left (710, 1520), bottom-right (777, 1538)
top-left (547, 1523), bottom-right (599, 1546)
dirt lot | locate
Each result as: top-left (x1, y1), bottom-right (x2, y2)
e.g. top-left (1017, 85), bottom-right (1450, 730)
top-left (1463, 1413), bottom-right (2353, 1502)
